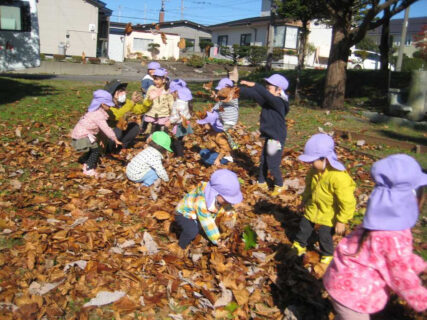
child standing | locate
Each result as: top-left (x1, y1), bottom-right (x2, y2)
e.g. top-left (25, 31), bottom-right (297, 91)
top-left (175, 169), bottom-right (243, 249)
top-left (141, 62), bottom-right (160, 96)
top-left (167, 79), bottom-right (193, 157)
top-left (197, 111), bottom-right (233, 166)
top-left (292, 133), bottom-right (356, 265)
top-left (324, 154), bottom-right (427, 319)
top-left (71, 90), bottom-right (122, 177)
top-left (143, 68), bottom-right (174, 134)
top-left (239, 75), bottom-right (290, 196)
top-left (126, 131), bottom-right (172, 186)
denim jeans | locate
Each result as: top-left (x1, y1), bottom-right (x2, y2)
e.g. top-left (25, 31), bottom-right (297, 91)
top-left (135, 169), bottom-right (159, 186)
top-left (199, 148), bottom-right (230, 166)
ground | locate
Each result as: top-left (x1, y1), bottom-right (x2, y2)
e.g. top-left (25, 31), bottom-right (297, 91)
top-left (0, 72), bottom-right (426, 319)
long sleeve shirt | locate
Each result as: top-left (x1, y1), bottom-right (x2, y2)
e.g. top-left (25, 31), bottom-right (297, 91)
top-left (126, 146), bottom-right (169, 182)
top-left (71, 108), bottom-right (117, 142)
top-left (176, 182), bottom-right (225, 245)
top-left (169, 99), bottom-right (191, 124)
top-left (144, 86), bottom-right (174, 118)
top-left (212, 99), bottom-right (239, 128)
top-left (108, 99), bottom-right (152, 127)
top-left (239, 84), bottom-right (289, 142)
top-left (301, 166), bottom-right (356, 227)
top-left (324, 227), bottom-right (427, 314)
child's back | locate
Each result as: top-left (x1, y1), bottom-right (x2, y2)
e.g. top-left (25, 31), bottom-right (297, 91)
top-left (126, 145), bottom-right (169, 182)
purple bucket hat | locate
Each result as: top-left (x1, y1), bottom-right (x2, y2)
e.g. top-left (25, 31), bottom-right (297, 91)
top-left (362, 154), bottom-right (427, 231)
top-left (169, 78), bottom-right (187, 93)
top-left (298, 133), bottom-right (345, 171)
top-left (176, 87), bottom-right (193, 101)
top-left (265, 74), bottom-right (289, 91)
top-left (153, 68), bottom-right (168, 77)
top-left (87, 90), bottom-right (115, 112)
top-left (215, 78), bottom-right (234, 90)
top-left (204, 169), bottom-right (243, 208)
top-left (147, 62), bottom-right (161, 70)
top-left (196, 111), bottom-right (223, 132)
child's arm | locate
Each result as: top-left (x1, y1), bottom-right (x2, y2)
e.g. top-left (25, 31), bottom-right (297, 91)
top-left (95, 118), bottom-right (121, 145)
top-left (332, 173), bottom-right (356, 233)
top-left (239, 85), bottom-right (267, 105)
top-left (198, 210), bottom-right (221, 245)
top-left (251, 83), bottom-right (289, 114)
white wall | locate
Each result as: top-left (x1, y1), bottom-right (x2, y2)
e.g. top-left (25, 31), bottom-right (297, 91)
top-left (108, 34), bottom-right (124, 62)
top-left (155, 25), bottom-right (211, 53)
top-left (306, 21), bottom-right (332, 67)
top-left (124, 31), bottom-right (180, 60)
top-left (37, 0), bottom-right (99, 57)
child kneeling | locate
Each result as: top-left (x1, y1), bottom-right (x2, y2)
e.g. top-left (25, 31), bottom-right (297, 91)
top-left (126, 131), bottom-right (172, 186)
top-left (292, 133), bottom-right (356, 265)
top-left (175, 169), bottom-right (243, 249)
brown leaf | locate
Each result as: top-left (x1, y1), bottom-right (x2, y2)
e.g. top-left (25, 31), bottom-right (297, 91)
top-left (153, 211), bottom-right (170, 220)
top-left (10, 179), bottom-right (22, 190)
top-left (14, 303), bottom-right (39, 320)
top-left (161, 32), bottom-right (167, 44)
top-left (113, 296), bottom-right (137, 312)
top-left (232, 287), bottom-right (249, 306)
top-left (27, 251), bottom-right (36, 270)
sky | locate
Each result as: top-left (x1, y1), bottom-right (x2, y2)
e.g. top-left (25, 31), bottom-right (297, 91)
top-left (102, 0), bottom-right (427, 26)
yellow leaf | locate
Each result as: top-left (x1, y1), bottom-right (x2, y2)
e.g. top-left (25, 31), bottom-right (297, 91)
top-left (232, 288), bottom-right (249, 306)
top-left (27, 251), bottom-right (35, 270)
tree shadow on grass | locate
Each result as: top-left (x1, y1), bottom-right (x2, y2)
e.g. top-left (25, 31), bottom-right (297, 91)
top-left (0, 76), bottom-right (57, 105)
top-left (378, 129), bottom-right (427, 146)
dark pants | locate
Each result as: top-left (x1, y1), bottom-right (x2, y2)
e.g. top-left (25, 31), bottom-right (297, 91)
top-left (172, 136), bottom-right (184, 157)
top-left (175, 214), bottom-right (202, 249)
top-left (258, 139), bottom-right (284, 187)
top-left (78, 147), bottom-right (101, 170)
top-left (107, 122), bottom-right (140, 153)
top-left (295, 216), bottom-right (334, 256)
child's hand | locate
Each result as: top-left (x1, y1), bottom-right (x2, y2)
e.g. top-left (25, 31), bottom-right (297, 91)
top-left (114, 139), bottom-right (123, 148)
top-left (132, 91), bottom-right (142, 104)
top-left (213, 158), bottom-right (221, 167)
top-left (164, 120), bottom-right (171, 127)
top-left (240, 80), bottom-right (255, 87)
top-left (335, 222), bottom-right (346, 235)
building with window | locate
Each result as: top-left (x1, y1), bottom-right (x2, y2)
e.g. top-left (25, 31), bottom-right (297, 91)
top-left (367, 16), bottom-right (427, 57)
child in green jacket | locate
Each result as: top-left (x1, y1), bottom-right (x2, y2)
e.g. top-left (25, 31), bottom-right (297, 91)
top-left (292, 133), bottom-right (356, 265)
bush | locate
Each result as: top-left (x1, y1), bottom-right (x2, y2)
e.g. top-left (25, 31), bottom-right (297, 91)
top-left (272, 47), bottom-right (284, 61)
top-left (401, 55), bottom-right (426, 72)
top-left (106, 59), bottom-right (116, 65)
top-left (247, 46), bottom-right (267, 66)
top-left (167, 56), bottom-right (176, 62)
top-left (88, 57), bottom-right (101, 64)
top-left (205, 57), bottom-right (232, 65)
top-left (186, 55), bottom-right (205, 68)
top-left (53, 54), bottom-right (65, 62)
top-left (71, 56), bottom-right (82, 63)
top-left (40, 53), bottom-right (45, 61)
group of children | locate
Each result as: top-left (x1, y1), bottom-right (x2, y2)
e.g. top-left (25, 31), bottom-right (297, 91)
top-left (70, 62), bottom-right (426, 318)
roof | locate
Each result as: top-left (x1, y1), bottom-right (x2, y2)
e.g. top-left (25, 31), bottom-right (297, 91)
top-left (368, 16), bottom-right (427, 36)
top-left (110, 20), bottom-right (211, 33)
top-left (209, 16), bottom-right (271, 28)
top-left (86, 0), bottom-right (112, 16)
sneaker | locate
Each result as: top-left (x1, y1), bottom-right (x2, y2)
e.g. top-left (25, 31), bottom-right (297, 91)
top-left (257, 182), bottom-right (269, 191)
top-left (320, 255), bottom-right (333, 265)
top-left (223, 156), bottom-right (234, 163)
top-left (83, 168), bottom-right (99, 178)
top-left (271, 185), bottom-right (285, 196)
top-left (291, 241), bottom-right (307, 256)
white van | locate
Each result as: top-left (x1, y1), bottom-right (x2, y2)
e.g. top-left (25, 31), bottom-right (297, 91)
top-left (348, 49), bottom-right (395, 71)
top-left (0, 0), bottom-right (40, 72)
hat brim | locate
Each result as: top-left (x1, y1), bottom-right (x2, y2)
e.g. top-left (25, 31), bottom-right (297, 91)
top-left (104, 100), bottom-right (115, 107)
top-left (416, 173), bottom-right (427, 188)
top-left (222, 191), bottom-right (243, 205)
top-left (298, 154), bottom-right (319, 163)
top-left (197, 119), bottom-right (209, 125)
top-left (165, 146), bottom-right (173, 152)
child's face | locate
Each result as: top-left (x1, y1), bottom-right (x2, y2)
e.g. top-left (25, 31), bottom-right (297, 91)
top-left (148, 69), bottom-right (156, 76)
top-left (100, 103), bottom-right (110, 111)
top-left (216, 195), bottom-right (229, 206)
top-left (312, 158), bottom-right (326, 171)
top-left (266, 84), bottom-right (281, 96)
top-left (153, 76), bottom-right (165, 88)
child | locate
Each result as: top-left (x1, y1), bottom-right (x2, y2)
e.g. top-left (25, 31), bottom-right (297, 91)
top-left (71, 90), bottom-right (122, 177)
top-left (324, 154), bottom-right (427, 319)
top-left (197, 111), bottom-right (233, 166)
top-left (143, 68), bottom-right (174, 134)
top-left (175, 169), bottom-right (243, 249)
top-left (167, 79), bottom-right (193, 157)
top-left (239, 75), bottom-right (289, 196)
top-left (292, 133), bottom-right (356, 265)
top-left (212, 78), bottom-right (239, 150)
top-left (126, 131), bottom-right (172, 186)
top-left (141, 62), bottom-right (160, 96)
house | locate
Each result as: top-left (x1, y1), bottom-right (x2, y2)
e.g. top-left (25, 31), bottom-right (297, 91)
top-left (367, 16), bottom-right (427, 57)
top-left (36, 0), bottom-right (111, 57)
top-left (108, 22), bottom-right (180, 62)
top-left (208, 0), bottom-right (332, 69)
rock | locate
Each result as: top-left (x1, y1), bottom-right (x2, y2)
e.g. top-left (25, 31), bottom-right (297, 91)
top-left (356, 140), bottom-right (366, 147)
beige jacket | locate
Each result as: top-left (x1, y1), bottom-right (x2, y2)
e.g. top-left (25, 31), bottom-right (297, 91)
top-left (145, 86), bottom-right (174, 118)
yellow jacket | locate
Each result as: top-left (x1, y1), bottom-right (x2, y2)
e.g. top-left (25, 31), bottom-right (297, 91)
top-left (108, 99), bottom-right (152, 126)
top-left (302, 166), bottom-right (356, 227)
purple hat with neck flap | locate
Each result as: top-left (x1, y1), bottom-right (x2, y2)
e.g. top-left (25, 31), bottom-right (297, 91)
top-left (298, 133), bottom-right (345, 171)
top-left (215, 78), bottom-right (234, 90)
top-left (363, 154), bottom-right (427, 231)
top-left (204, 169), bottom-right (243, 208)
top-left (196, 111), bottom-right (223, 132)
top-left (176, 87), bottom-right (193, 101)
top-left (265, 74), bottom-right (289, 91)
top-left (87, 90), bottom-right (115, 112)
top-left (147, 62), bottom-right (161, 70)
top-left (169, 78), bottom-right (187, 93)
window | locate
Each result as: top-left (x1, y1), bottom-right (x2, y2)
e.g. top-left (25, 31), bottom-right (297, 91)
top-left (133, 38), bottom-right (153, 52)
top-left (218, 35), bottom-right (228, 47)
top-left (184, 38), bottom-right (195, 52)
top-left (240, 33), bottom-right (251, 46)
top-left (273, 25), bottom-right (299, 49)
top-left (0, 2), bottom-right (31, 31)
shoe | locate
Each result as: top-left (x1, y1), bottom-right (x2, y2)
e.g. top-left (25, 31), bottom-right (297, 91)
top-left (320, 255), bottom-right (333, 265)
top-left (223, 156), bottom-right (234, 163)
top-left (291, 241), bottom-right (307, 256)
top-left (257, 182), bottom-right (269, 191)
top-left (83, 168), bottom-right (98, 178)
top-left (271, 185), bottom-right (285, 196)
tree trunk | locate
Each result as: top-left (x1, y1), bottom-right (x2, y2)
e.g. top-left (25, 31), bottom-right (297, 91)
top-left (322, 23), bottom-right (350, 109)
top-left (295, 22), bottom-right (309, 103)
top-left (380, 7), bottom-right (391, 96)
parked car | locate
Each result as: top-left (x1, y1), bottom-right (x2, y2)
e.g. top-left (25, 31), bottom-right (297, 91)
top-left (348, 50), bottom-right (395, 71)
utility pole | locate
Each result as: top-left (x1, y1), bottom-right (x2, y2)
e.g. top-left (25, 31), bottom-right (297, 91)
top-left (144, 3), bottom-right (147, 24)
top-left (266, 0), bottom-right (275, 71)
top-left (118, 5), bottom-right (122, 23)
top-left (396, 7), bottom-right (410, 72)
top-left (181, 0), bottom-right (184, 20)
